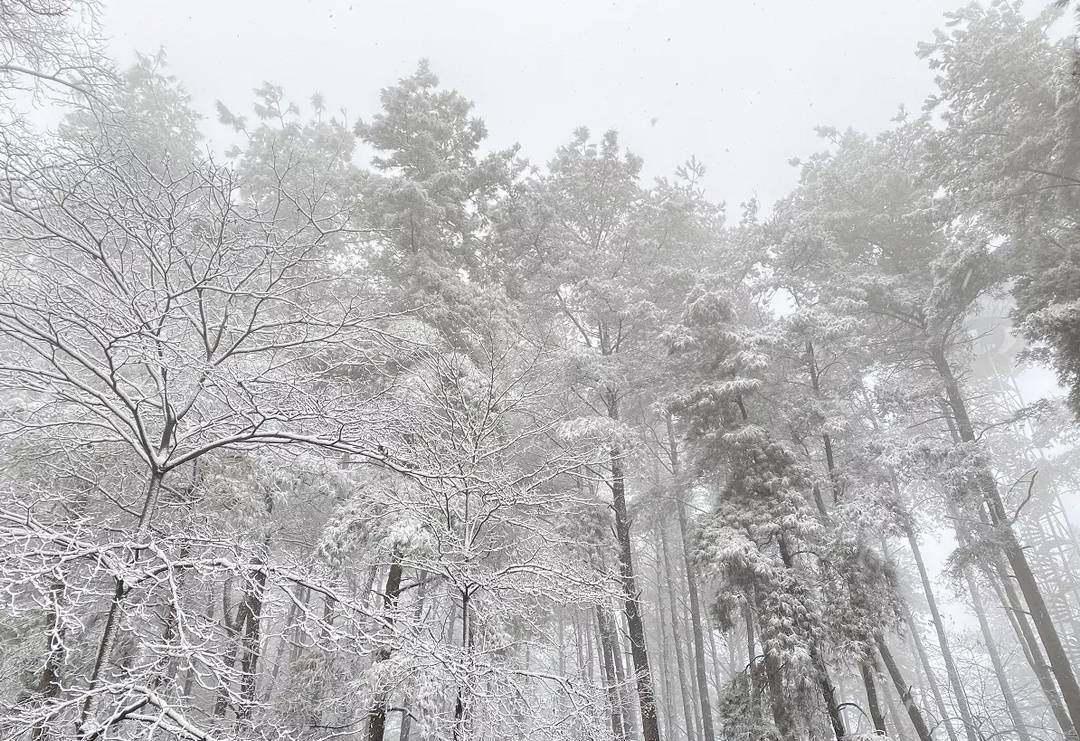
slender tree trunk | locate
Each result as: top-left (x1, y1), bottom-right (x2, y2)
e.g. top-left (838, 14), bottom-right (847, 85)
top-left (215, 580), bottom-right (243, 718)
top-left (573, 609), bottom-right (587, 680)
top-left (931, 345), bottom-right (1080, 735)
top-left (368, 557), bottom-right (403, 741)
top-left (777, 538), bottom-right (846, 740)
top-left (452, 587), bottom-right (471, 741)
top-left (904, 521), bottom-right (978, 741)
top-left (610, 440), bottom-right (661, 741)
top-left (237, 554), bottom-right (269, 721)
top-left (614, 606), bottom-right (644, 741)
top-left (661, 525), bottom-right (699, 741)
top-left (754, 587), bottom-right (797, 741)
top-left (666, 416), bottom-right (714, 741)
top-left (79, 469), bottom-right (165, 729)
top-left (585, 607), bottom-right (596, 683)
top-left (937, 405), bottom-right (1033, 741)
top-left (990, 570), bottom-right (1073, 734)
top-left (654, 533), bottom-right (676, 741)
top-left (706, 627), bottom-right (725, 718)
top-left (744, 603), bottom-right (756, 720)
top-left (964, 567), bottom-right (1031, 741)
top-left (877, 637), bottom-right (933, 741)
top-left (902, 598), bottom-right (958, 741)
top-left (880, 534), bottom-right (955, 741)
top-left (30, 577), bottom-right (66, 741)
top-left (861, 659), bottom-right (887, 736)
top-left (598, 606), bottom-right (628, 741)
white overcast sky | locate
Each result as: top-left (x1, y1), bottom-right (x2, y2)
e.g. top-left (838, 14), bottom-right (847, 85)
top-left (101, 1), bottom-right (994, 209)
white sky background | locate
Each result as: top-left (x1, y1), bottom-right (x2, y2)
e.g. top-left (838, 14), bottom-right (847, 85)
top-left (100, 0), bottom-right (967, 210)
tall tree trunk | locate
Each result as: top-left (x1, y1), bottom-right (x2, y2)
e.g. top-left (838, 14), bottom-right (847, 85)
top-left (598, 606), bottom-right (628, 741)
top-left (776, 538), bottom-right (846, 741)
top-left (706, 626), bottom-right (724, 705)
top-left (753, 587), bottom-right (797, 741)
top-left (902, 598), bottom-right (958, 741)
top-left (368, 557), bottom-right (403, 741)
top-left (861, 659), bottom-right (887, 736)
top-left (614, 606), bottom-right (644, 741)
top-left (661, 525), bottom-right (699, 741)
top-left (877, 637), bottom-right (934, 741)
top-left (236, 555), bottom-right (269, 721)
top-left (610, 440), bottom-right (661, 741)
top-left (904, 521), bottom-right (978, 741)
top-left (938, 403), bottom-right (1033, 741)
top-left (931, 344), bottom-right (1080, 734)
top-left (585, 607), bottom-right (596, 683)
top-left (802, 346), bottom-right (881, 738)
top-left (79, 469), bottom-right (165, 729)
top-left (452, 587), bottom-right (471, 741)
top-left (964, 567), bottom-right (1031, 741)
top-left (744, 603), bottom-right (756, 721)
top-left (990, 570), bottom-right (1073, 735)
top-left (653, 549), bottom-right (675, 741)
top-left (666, 416), bottom-right (714, 741)
top-left (215, 579), bottom-right (243, 718)
top-left (30, 577), bottom-right (66, 741)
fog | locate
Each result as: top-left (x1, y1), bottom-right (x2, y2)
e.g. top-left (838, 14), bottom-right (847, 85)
top-left (2, 2), bottom-right (1079, 741)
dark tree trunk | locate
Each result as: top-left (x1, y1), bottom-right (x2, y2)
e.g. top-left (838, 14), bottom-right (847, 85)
top-left (236, 555), bottom-right (269, 721)
top-left (754, 587), bottom-right (797, 741)
top-left (452, 587), bottom-right (471, 741)
top-left (901, 597), bottom-right (958, 741)
top-left (597, 606), bottom-right (628, 741)
top-left (990, 569), bottom-right (1073, 735)
top-left (877, 637), bottom-right (933, 741)
top-left (931, 344), bottom-right (1080, 735)
top-left (30, 577), bottom-right (66, 741)
top-left (744, 603), bottom-right (756, 719)
top-left (652, 540), bottom-right (675, 741)
top-left (610, 440), bottom-right (661, 741)
top-left (79, 469), bottom-right (165, 730)
top-left (666, 416), bottom-right (714, 741)
top-left (660, 525), bottom-right (698, 741)
top-left (904, 521), bottom-right (978, 741)
top-left (776, 538), bottom-right (846, 741)
top-left (368, 557), bottom-right (403, 741)
top-left (861, 659), bottom-right (887, 737)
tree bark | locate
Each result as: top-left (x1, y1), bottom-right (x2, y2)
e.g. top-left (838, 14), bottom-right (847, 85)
top-left (931, 344), bottom-right (1080, 736)
top-left (902, 597), bottom-right (958, 741)
top-left (744, 603), bottom-right (756, 720)
top-left (754, 588), bottom-right (797, 741)
top-left (861, 659), bottom-right (887, 737)
top-left (30, 577), bottom-right (66, 741)
top-left (368, 557), bottom-right (403, 741)
top-left (653, 543), bottom-right (675, 741)
top-left (597, 605), bottom-right (628, 741)
top-left (659, 526), bottom-right (696, 741)
top-left (776, 538), bottom-right (846, 741)
top-left (904, 521), bottom-right (978, 741)
top-left (877, 637), bottom-right (933, 741)
top-left (610, 442), bottom-right (661, 741)
top-left (666, 416), bottom-right (714, 741)
top-left (79, 469), bottom-right (165, 730)
top-left (990, 569), bottom-right (1073, 735)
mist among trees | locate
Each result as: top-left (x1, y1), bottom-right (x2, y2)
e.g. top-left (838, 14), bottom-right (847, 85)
top-left (3, 1), bottom-right (1080, 740)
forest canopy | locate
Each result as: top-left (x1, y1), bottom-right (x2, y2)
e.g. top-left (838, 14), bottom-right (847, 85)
top-left (3, 2), bottom-right (1080, 741)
